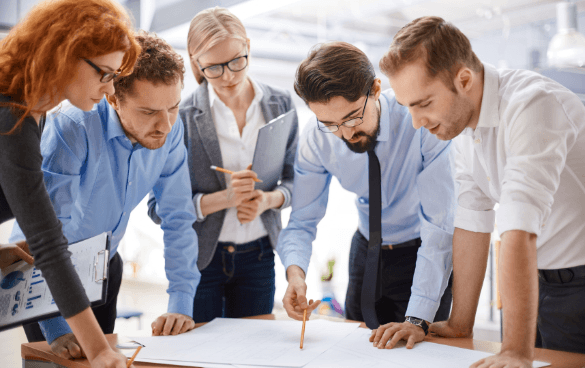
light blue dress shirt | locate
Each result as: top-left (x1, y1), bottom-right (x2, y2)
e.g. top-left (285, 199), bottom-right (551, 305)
top-left (11, 99), bottom-right (200, 343)
top-left (276, 91), bottom-right (455, 322)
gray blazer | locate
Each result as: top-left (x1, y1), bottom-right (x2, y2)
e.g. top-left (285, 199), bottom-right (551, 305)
top-left (148, 80), bottom-right (298, 271)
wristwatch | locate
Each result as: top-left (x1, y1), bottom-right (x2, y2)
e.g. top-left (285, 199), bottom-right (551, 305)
top-left (405, 316), bottom-right (429, 336)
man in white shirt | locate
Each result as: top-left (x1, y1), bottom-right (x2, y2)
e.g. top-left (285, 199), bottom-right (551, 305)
top-left (379, 15), bottom-right (585, 367)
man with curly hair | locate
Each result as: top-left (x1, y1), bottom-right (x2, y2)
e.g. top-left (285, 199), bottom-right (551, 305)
top-left (10, 31), bottom-right (200, 359)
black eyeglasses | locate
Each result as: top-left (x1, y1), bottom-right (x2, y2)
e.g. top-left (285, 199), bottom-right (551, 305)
top-left (317, 88), bottom-right (371, 133)
top-left (198, 54), bottom-right (249, 79)
top-left (84, 59), bottom-right (121, 83)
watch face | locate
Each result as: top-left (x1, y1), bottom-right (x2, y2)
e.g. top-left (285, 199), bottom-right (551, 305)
top-left (407, 317), bottom-right (423, 325)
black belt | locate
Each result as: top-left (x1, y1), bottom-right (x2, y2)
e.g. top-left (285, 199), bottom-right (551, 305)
top-left (538, 264), bottom-right (585, 284)
top-left (380, 237), bottom-right (421, 250)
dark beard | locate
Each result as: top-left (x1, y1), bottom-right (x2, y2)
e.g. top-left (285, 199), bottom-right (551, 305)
top-left (342, 104), bottom-right (381, 153)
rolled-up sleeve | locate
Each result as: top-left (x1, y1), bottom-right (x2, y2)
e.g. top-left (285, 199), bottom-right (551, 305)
top-left (276, 126), bottom-right (330, 275)
top-left (452, 138), bottom-right (497, 234)
top-left (497, 94), bottom-right (578, 236)
top-left (151, 117), bottom-right (200, 318)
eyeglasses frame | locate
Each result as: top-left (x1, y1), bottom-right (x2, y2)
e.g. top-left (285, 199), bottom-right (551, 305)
top-left (197, 54), bottom-right (249, 79)
top-left (83, 59), bottom-right (121, 83)
top-left (317, 87), bottom-right (371, 133)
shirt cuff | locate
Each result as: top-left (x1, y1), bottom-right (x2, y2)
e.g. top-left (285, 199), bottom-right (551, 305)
top-left (167, 291), bottom-right (194, 319)
top-left (454, 205), bottom-right (495, 233)
top-left (496, 202), bottom-right (543, 237)
top-left (282, 255), bottom-right (310, 280)
top-left (405, 295), bottom-right (440, 323)
top-left (193, 193), bottom-right (207, 223)
top-left (275, 186), bottom-right (291, 209)
top-left (39, 316), bottom-right (72, 345)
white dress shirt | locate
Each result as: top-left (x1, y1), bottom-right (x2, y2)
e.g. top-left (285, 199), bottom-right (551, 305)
top-left (453, 63), bottom-right (585, 270)
top-left (199, 78), bottom-right (269, 243)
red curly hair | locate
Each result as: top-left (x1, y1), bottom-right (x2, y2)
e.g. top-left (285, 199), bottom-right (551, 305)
top-left (0, 0), bottom-right (141, 134)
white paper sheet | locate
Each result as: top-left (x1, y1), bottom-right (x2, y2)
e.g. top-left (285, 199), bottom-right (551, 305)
top-left (130, 318), bottom-right (360, 367)
top-left (303, 328), bottom-right (550, 368)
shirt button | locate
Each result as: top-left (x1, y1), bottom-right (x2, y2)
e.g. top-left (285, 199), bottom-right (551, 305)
top-left (359, 198), bottom-right (365, 204)
top-left (129, 182), bottom-right (133, 186)
top-left (123, 212), bottom-right (126, 216)
top-left (474, 138), bottom-right (481, 144)
top-left (487, 176), bottom-right (491, 181)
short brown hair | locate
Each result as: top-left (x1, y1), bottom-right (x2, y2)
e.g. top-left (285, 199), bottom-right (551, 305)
top-left (294, 41), bottom-right (375, 104)
top-left (380, 16), bottom-right (482, 90)
top-left (114, 30), bottom-right (185, 101)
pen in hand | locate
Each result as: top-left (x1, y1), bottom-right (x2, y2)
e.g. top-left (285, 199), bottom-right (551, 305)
top-left (300, 299), bottom-right (312, 349)
top-left (210, 165), bottom-right (263, 183)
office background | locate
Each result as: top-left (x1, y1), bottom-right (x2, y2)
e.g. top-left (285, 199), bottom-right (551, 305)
top-left (1, 1), bottom-right (584, 365)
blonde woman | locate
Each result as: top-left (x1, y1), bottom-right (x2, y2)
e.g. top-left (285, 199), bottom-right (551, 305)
top-left (148, 7), bottom-right (298, 322)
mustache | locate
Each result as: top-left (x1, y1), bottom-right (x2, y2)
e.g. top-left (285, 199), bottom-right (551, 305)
top-left (342, 131), bottom-right (368, 142)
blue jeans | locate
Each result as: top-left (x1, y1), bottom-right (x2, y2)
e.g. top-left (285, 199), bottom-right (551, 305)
top-left (192, 236), bottom-right (275, 323)
top-left (345, 230), bottom-right (452, 324)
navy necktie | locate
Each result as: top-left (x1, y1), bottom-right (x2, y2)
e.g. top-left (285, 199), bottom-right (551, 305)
top-left (361, 149), bottom-right (382, 330)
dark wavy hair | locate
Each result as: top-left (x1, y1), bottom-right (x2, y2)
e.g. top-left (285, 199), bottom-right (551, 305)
top-left (294, 41), bottom-right (375, 104)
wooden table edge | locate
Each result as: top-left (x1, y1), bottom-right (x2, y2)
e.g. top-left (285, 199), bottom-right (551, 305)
top-left (21, 314), bottom-right (585, 367)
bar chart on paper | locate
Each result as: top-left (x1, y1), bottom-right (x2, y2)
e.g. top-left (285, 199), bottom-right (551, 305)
top-left (0, 233), bottom-right (109, 331)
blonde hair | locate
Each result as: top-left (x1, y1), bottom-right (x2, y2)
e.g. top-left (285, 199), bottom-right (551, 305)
top-left (187, 7), bottom-right (247, 84)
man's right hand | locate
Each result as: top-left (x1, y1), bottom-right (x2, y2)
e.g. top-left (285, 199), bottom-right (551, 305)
top-left (50, 333), bottom-right (85, 359)
top-left (283, 265), bottom-right (321, 320)
top-left (429, 318), bottom-right (473, 338)
top-left (91, 347), bottom-right (136, 368)
top-left (50, 333), bottom-right (132, 367)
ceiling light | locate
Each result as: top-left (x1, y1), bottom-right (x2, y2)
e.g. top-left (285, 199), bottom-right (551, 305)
top-left (547, 1), bottom-right (585, 68)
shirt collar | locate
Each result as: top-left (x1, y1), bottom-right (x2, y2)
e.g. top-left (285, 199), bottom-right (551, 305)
top-left (207, 77), bottom-right (263, 109)
top-left (475, 62), bottom-right (501, 129)
top-left (104, 100), bottom-right (129, 141)
top-left (376, 93), bottom-right (390, 142)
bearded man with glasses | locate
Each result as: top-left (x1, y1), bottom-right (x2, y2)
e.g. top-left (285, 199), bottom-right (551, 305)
top-left (277, 41), bottom-right (456, 350)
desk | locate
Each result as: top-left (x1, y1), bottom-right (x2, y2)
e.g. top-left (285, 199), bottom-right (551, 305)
top-left (21, 314), bottom-right (585, 368)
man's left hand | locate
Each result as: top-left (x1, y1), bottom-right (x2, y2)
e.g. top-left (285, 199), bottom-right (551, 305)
top-left (470, 350), bottom-right (532, 368)
top-left (369, 321), bottom-right (426, 349)
top-left (151, 313), bottom-right (195, 336)
top-left (236, 190), bottom-right (268, 224)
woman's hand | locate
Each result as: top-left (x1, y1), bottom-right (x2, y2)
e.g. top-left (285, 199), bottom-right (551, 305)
top-left (236, 190), bottom-right (268, 224)
top-left (226, 164), bottom-right (259, 207)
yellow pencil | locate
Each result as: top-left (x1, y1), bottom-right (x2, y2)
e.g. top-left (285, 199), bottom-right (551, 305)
top-left (300, 308), bottom-right (307, 349)
top-left (126, 345), bottom-right (142, 367)
top-left (210, 165), bottom-right (262, 183)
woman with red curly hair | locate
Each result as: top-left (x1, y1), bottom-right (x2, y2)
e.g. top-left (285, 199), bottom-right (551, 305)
top-left (0, 1), bottom-right (140, 367)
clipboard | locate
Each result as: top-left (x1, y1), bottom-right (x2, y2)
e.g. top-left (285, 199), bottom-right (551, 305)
top-left (0, 232), bottom-right (110, 332)
top-left (251, 110), bottom-right (295, 191)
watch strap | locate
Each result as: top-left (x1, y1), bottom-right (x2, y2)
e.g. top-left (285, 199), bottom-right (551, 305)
top-left (405, 316), bottom-right (429, 336)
